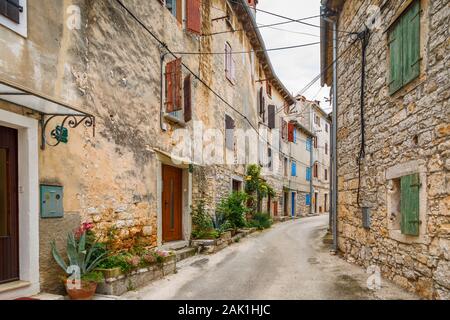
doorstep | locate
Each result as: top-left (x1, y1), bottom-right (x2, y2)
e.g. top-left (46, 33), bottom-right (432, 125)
top-left (160, 240), bottom-right (189, 251)
top-left (0, 281), bottom-right (31, 294)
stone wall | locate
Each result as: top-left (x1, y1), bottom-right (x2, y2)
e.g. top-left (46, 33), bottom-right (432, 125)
top-left (334, 0), bottom-right (449, 299)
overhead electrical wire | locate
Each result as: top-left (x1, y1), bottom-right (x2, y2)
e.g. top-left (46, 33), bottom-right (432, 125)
top-left (173, 41), bottom-right (320, 55)
top-left (113, 0), bottom-right (316, 167)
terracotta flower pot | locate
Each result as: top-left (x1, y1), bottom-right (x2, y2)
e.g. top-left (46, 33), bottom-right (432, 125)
top-left (65, 279), bottom-right (97, 300)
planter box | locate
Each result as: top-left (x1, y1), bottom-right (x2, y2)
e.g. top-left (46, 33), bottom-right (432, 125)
top-left (97, 267), bottom-right (122, 280)
top-left (96, 258), bottom-right (176, 296)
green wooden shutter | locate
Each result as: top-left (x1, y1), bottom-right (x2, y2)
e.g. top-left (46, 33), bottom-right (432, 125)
top-left (400, 173), bottom-right (420, 236)
top-left (389, 21), bottom-right (403, 94)
top-left (402, 0), bottom-right (420, 85)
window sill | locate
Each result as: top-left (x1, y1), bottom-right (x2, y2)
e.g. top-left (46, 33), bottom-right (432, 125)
top-left (164, 113), bottom-right (186, 127)
top-left (388, 229), bottom-right (428, 245)
top-left (389, 76), bottom-right (424, 99)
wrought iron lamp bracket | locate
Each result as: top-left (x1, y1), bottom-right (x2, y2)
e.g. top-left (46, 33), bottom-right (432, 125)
top-left (40, 114), bottom-right (96, 150)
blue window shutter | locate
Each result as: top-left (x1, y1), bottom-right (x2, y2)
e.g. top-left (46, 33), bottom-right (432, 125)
top-left (306, 194), bottom-right (311, 206)
top-left (293, 129), bottom-right (297, 143)
top-left (306, 168), bottom-right (311, 181)
top-left (291, 162), bottom-right (297, 176)
top-left (306, 138), bottom-right (312, 151)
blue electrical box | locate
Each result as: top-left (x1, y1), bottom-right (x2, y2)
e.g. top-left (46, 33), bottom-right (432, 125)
top-left (40, 185), bottom-right (64, 219)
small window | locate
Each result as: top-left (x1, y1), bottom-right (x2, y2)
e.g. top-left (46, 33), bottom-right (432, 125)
top-left (305, 194), bottom-right (311, 206)
top-left (324, 169), bottom-right (328, 181)
top-left (165, 0), bottom-right (182, 23)
top-left (325, 142), bottom-right (328, 155)
top-left (388, 0), bottom-right (420, 94)
top-left (281, 120), bottom-right (288, 140)
top-left (313, 163), bottom-right (318, 178)
top-left (258, 87), bottom-right (266, 122)
top-left (388, 174), bottom-right (421, 236)
top-left (225, 2), bottom-right (235, 31)
top-left (284, 157), bottom-right (288, 177)
top-left (314, 137), bottom-right (318, 149)
top-left (0, 0), bottom-right (27, 37)
top-left (293, 128), bottom-right (297, 143)
top-left (306, 167), bottom-right (311, 181)
top-left (325, 123), bottom-right (329, 133)
top-left (267, 147), bottom-right (273, 171)
top-left (225, 115), bottom-right (235, 150)
top-left (232, 179), bottom-right (242, 192)
top-left (291, 161), bottom-right (297, 177)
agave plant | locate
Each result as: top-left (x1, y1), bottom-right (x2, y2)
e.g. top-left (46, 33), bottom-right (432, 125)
top-left (51, 230), bottom-right (107, 278)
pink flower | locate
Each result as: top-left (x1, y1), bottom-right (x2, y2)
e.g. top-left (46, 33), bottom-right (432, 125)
top-left (127, 255), bottom-right (141, 267)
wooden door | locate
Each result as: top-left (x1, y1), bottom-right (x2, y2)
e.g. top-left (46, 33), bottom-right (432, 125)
top-left (0, 126), bottom-right (19, 284)
top-left (273, 201), bottom-right (278, 217)
top-left (162, 165), bottom-right (182, 242)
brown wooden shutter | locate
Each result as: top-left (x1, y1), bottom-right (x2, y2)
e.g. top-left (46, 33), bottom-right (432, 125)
top-left (186, 0), bottom-right (201, 35)
top-left (183, 74), bottom-right (192, 122)
top-left (268, 105), bottom-right (275, 129)
top-left (165, 60), bottom-right (175, 112)
top-left (165, 58), bottom-right (182, 112)
top-left (288, 123), bottom-right (294, 142)
top-left (259, 87), bottom-right (265, 121)
top-left (1, 0), bottom-right (22, 23)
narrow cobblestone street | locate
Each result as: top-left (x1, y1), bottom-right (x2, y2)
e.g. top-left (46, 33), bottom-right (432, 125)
top-left (122, 215), bottom-right (417, 300)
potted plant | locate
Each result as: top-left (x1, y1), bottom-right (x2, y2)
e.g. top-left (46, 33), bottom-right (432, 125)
top-left (51, 224), bottom-right (107, 300)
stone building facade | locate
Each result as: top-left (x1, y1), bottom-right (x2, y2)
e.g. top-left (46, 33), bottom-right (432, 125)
top-left (0, 0), bottom-right (301, 299)
top-left (321, 0), bottom-right (449, 299)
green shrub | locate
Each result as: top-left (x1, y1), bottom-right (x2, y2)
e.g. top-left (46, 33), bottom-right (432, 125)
top-left (81, 271), bottom-right (104, 283)
top-left (191, 201), bottom-right (217, 239)
top-left (97, 252), bottom-right (135, 274)
top-left (217, 192), bottom-right (249, 230)
top-left (248, 213), bottom-right (273, 230)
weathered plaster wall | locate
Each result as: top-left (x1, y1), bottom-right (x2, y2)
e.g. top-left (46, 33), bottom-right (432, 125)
top-left (335, 0), bottom-right (449, 299)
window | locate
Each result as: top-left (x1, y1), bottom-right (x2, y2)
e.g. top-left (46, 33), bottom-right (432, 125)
top-left (281, 120), bottom-right (288, 140)
top-left (305, 194), bottom-right (311, 206)
top-left (389, 0), bottom-right (420, 94)
top-left (306, 137), bottom-right (312, 151)
top-left (306, 167), bottom-right (311, 181)
top-left (225, 115), bottom-right (235, 150)
top-left (325, 169), bottom-right (328, 181)
top-left (267, 147), bottom-right (273, 171)
top-left (388, 173), bottom-right (421, 236)
top-left (313, 163), bottom-right (318, 178)
top-left (232, 179), bottom-right (242, 192)
top-left (325, 142), bottom-right (328, 155)
top-left (291, 161), bottom-right (297, 177)
top-left (258, 87), bottom-right (266, 122)
top-left (266, 82), bottom-right (272, 98)
top-left (183, 75), bottom-right (192, 122)
top-left (165, 0), bottom-right (182, 23)
top-left (0, 0), bottom-right (27, 37)
top-left (225, 42), bottom-right (236, 84)
top-left (315, 115), bottom-right (321, 127)
top-left (268, 105), bottom-right (276, 129)
top-left (325, 123), bottom-right (329, 133)
top-left (225, 2), bottom-right (235, 31)
top-left (284, 157), bottom-right (288, 177)
top-left (314, 136), bottom-right (318, 149)
top-left (293, 128), bottom-right (297, 143)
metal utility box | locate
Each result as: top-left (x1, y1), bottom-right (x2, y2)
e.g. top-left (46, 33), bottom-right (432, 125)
top-left (362, 207), bottom-right (371, 229)
top-left (40, 185), bottom-right (64, 219)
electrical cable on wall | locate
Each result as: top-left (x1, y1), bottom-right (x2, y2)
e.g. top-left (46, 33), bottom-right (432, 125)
top-left (356, 27), bottom-right (370, 208)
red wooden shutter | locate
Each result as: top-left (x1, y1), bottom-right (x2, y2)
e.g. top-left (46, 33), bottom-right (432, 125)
top-left (288, 123), bottom-right (294, 142)
top-left (165, 60), bottom-right (175, 112)
top-left (184, 74), bottom-right (192, 122)
top-left (186, 0), bottom-right (201, 35)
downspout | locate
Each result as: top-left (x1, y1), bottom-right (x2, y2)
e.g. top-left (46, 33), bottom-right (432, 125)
top-left (160, 50), bottom-right (168, 132)
top-left (331, 18), bottom-right (338, 252)
top-left (309, 111), bottom-right (314, 216)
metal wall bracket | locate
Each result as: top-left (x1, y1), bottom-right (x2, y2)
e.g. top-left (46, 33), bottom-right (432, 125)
top-left (40, 114), bottom-right (96, 150)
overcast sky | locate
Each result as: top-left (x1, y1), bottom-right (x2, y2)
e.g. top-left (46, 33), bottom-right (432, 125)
top-left (256, 0), bottom-right (332, 112)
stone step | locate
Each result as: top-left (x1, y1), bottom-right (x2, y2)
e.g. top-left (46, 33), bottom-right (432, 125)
top-left (30, 293), bottom-right (65, 300)
top-left (175, 247), bottom-right (197, 262)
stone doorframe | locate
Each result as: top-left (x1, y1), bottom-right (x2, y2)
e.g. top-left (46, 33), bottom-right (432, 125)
top-left (154, 150), bottom-right (192, 247)
top-left (0, 109), bottom-right (39, 299)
